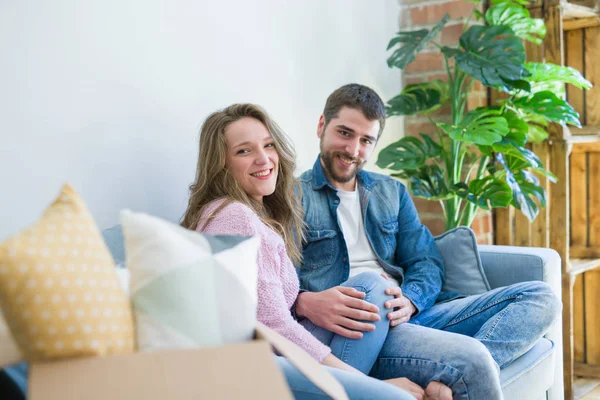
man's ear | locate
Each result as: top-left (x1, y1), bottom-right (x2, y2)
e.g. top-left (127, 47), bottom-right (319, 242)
top-left (317, 114), bottom-right (326, 138)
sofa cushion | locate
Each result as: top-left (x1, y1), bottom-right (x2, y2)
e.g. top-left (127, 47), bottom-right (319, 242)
top-left (102, 224), bottom-right (127, 267)
top-left (120, 210), bottom-right (260, 352)
top-left (435, 227), bottom-right (491, 295)
top-left (0, 185), bottom-right (135, 362)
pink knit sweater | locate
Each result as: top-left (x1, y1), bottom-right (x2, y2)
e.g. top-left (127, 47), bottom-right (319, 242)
top-left (197, 199), bottom-right (331, 362)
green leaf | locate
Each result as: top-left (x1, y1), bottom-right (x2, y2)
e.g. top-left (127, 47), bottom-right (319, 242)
top-left (492, 139), bottom-right (543, 167)
top-left (485, 2), bottom-right (546, 44)
top-left (441, 46), bottom-right (462, 59)
top-left (476, 111), bottom-right (528, 159)
top-left (438, 107), bottom-right (509, 145)
top-left (532, 166), bottom-right (558, 182)
top-left (527, 124), bottom-right (549, 143)
top-left (511, 170), bottom-right (549, 218)
top-left (491, 0), bottom-right (531, 6)
top-left (376, 134), bottom-right (443, 170)
top-left (510, 103), bottom-right (549, 126)
top-left (393, 165), bottom-right (453, 200)
top-left (386, 15), bottom-right (450, 70)
top-left (518, 179), bottom-right (547, 207)
top-left (503, 111), bottom-right (528, 145)
top-left (454, 177), bottom-right (512, 210)
top-left (498, 154), bottom-right (557, 182)
top-left (513, 90), bottom-right (581, 127)
top-left (525, 62), bottom-right (593, 90)
top-left (527, 80), bottom-right (565, 99)
top-left (386, 80), bottom-right (450, 117)
top-left (455, 25), bottom-right (529, 90)
top-left (491, 153), bottom-right (554, 220)
top-left (478, 145), bottom-right (494, 157)
top-left (502, 78), bottom-right (531, 93)
top-left (515, 62), bottom-right (593, 100)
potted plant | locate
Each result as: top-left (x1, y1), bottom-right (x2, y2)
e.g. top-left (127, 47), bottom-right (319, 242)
top-left (376, 0), bottom-right (592, 231)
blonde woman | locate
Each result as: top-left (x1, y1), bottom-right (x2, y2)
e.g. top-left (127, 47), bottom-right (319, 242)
top-left (182, 104), bottom-right (450, 400)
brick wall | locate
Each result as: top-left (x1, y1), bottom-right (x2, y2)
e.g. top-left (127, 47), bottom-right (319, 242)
top-left (397, 0), bottom-right (493, 244)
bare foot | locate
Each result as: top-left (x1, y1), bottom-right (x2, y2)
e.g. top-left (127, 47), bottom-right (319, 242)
top-left (425, 381), bottom-right (452, 400)
top-left (384, 377), bottom-right (425, 400)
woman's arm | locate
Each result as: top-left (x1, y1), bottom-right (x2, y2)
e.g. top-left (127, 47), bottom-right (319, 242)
top-left (199, 201), bottom-right (332, 361)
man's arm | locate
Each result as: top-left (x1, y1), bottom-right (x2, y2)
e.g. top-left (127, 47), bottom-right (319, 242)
top-left (378, 184), bottom-right (444, 326)
top-left (393, 183), bottom-right (444, 315)
top-left (294, 287), bottom-right (381, 339)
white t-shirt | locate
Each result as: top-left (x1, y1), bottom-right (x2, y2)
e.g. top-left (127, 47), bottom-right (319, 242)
top-left (336, 188), bottom-right (400, 287)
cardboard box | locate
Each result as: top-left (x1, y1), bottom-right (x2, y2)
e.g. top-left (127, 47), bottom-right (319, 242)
top-left (29, 322), bottom-right (348, 400)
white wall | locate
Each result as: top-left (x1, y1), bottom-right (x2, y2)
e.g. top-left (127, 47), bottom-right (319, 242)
top-left (0, 0), bottom-right (403, 240)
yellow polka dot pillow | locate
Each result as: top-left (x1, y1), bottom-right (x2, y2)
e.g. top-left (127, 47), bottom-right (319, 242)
top-left (0, 184), bottom-right (135, 362)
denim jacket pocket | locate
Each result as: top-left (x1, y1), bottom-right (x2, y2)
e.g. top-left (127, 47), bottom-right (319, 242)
top-left (378, 220), bottom-right (399, 259)
top-left (380, 221), bottom-right (399, 234)
top-left (302, 229), bottom-right (337, 270)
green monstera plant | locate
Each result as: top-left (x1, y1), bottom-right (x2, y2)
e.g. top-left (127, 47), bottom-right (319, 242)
top-left (376, 1), bottom-right (592, 231)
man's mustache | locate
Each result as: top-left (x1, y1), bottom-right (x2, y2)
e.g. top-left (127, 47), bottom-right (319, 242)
top-left (333, 152), bottom-right (361, 163)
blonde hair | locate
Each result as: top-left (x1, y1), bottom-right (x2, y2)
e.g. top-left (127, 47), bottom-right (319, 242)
top-left (181, 104), bottom-right (304, 265)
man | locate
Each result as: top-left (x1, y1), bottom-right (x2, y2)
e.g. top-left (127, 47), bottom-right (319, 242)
top-left (293, 83), bottom-right (561, 399)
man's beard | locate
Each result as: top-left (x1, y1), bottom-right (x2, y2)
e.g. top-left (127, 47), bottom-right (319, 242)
top-left (319, 149), bottom-right (365, 184)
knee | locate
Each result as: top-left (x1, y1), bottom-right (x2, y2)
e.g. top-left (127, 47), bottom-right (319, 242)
top-left (454, 337), bottom-right (499, 379)
top-left (349, 272), bottom-right (394, 316)
top-left (522, 281), bottom-right (562, 326)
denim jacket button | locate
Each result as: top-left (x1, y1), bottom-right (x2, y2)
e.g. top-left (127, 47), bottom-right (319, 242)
top-left (334, 200), bottom-right (339, 204)
top-left (343, 257), bottom-right (348, 263)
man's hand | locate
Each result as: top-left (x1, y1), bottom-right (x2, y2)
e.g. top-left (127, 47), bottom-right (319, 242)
top-left (295, 287), bottom-right (380, 339)
top-left (381, 274), bottom-right (417, 327)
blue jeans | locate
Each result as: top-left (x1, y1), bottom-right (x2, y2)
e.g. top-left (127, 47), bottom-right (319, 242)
top-left (276, 356), bottom-right (415, 400)
top-left (300, 272), bottom-right (393, 374)
top-left (0, 363), bottom-right (27, 400)
top-left (369, 281), bottom-right (561, 400)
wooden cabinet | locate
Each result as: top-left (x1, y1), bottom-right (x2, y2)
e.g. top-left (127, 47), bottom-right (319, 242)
top-left (493, 1), bottom-right (600, 398)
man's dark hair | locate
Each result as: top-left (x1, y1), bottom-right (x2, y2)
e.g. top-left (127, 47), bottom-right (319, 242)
top-left (323, 83), bottom-right (387, 136)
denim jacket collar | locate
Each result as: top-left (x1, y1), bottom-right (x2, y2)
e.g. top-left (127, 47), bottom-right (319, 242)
top-left (310, 156), bottom-right (376, 192)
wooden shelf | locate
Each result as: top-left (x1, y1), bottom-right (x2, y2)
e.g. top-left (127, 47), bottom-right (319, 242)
top-left (568, 125), bottom-right (600, 137)
top-left (575, 363), bottom-right (600, 379)
top-left (571, 141), bottom-right (600, 153)
top-left (562, 1), bottom-right (599, 20)
top-left (569, 258), bottom-right (600, 276)
top-left (564, 15), bottom-right (600, 30)
top-left (499, 2), bottom-right (600, 396)
top-left (569, 136), bottom-right (600, 146)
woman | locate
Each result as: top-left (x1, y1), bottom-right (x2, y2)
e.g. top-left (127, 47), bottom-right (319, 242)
top-left (181, 104), bottom-right (450, 400)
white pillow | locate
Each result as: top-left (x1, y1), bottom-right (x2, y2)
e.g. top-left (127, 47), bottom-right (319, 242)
top-left (120, 210), bottom-right (259, 352)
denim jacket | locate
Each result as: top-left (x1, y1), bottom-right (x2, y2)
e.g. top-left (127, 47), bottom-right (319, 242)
top-left (298, 157), bottom-right (459, 314)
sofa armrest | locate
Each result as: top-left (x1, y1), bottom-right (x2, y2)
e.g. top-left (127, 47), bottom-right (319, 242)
top-left (478, 245), bottom-right (561, 295)
top-left (479, 245), bottom-right (564, 400)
